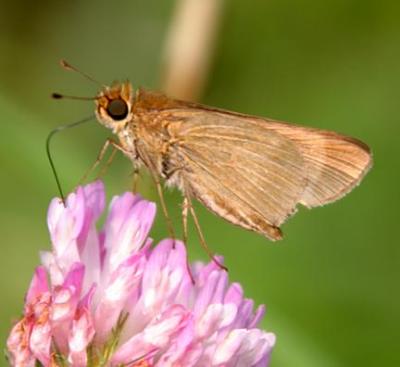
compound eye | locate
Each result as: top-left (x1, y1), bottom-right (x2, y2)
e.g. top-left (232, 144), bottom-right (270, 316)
top-left (106, 99), bottom-right (129, 121)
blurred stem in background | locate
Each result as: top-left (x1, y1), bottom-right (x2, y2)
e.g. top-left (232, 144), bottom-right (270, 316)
top-left (162, 0), bottom-right (225, 100)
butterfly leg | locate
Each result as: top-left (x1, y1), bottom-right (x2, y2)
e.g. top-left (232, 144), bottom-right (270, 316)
top-left (136, 146), bottom-right (176, 241)
top-left (130, 166), bottom-right (140, 193)
top-left (181, 196), bottom-right (196, 283)
top-left (78, 138), bottom-right (123, 185)
top-left (96, 145), bottom-right (118, 179)
top-left (153, 174), bottom-right (177, 242)
top-left (182, 196), bottom-right (189, 245)
top-left (184, 193), bottom-right (228, 271)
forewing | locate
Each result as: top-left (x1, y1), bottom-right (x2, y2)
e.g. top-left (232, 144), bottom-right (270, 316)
top-left (170, 110), bottom-right (308, 240)
top-left (137, 90), bottom-right (371, 210)
top-left (155, 99), bottom-right (371, 239)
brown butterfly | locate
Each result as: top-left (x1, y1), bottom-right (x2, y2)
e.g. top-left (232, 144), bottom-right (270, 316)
top-left (90, 80), bottom-right (372, 243)
top-left (52, 61), bottom-right (372, 263)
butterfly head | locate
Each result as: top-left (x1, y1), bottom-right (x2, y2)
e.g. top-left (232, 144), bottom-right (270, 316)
top-left (96, 81), bottom-right (134, 132)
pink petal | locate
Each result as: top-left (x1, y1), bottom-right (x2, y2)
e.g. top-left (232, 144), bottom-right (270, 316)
top-left (195, 303), bottom-right (237, 339)
top-left (79, 284), bottom-right (96, 309)
top-left (213, 329), bottom-right (276, 366)
top-left (145, 241), bottom-right (188, 303)
top-left (76, 181), bottom-right (105, 259)
top-left (47, 189), bottom-right (86, 272)
top-left (81, 181), bottom-right (105, 221)
top-left (103, 193), bottom-right (155, 271)
top-left (26, 266), bottom-right (48, 304)
top-left (63, 262), bottom-right (85, 292)
top-left (47, 188), bottom-right (84, 244)
top-left (8, 291), bottom-right (52, 367)
top-left (191, 255), bottom-right (224, 285)
top-left (94, 253), bottom-right (144, 342)
top-left (156, 318), bottom-right (196, 366)
top-left (212, 329), bottom-right (247, 364)
top-left (193, 270), bottom-right (221, 316)
top-left (224, 283), bottom-right (244, 306)
top-left (248, 304), bottom-right (266, 329)
top-left (232, 299), bottom-right (254, 329)
top-left (112, 305), bottom-right (189, 364)
top-left (68, 307), bottom-right (95, 367)
top-left (7, 319), bottom-right (35, 367)
top-left (79, 226), bottom-right (101, 294)
top-left (51, 263), bottom-right (84, 353)
top-left (124, 241), bottom-right (190, 336)
top-left (29, 318), bottom-right (51, 366)
top-left (237, 330), bottom-right (276, 366)
top-left (159, 342), bottom-right (203, 367)
top-left (40, 251), bottom-right (64, 286)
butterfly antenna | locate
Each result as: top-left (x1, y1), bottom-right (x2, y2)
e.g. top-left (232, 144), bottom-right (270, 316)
top-left (51, 92), bottom-right (97, 101)
top-left (46, 116), bottom-right (94, 205)
top-left (60, 59), bottom-right (104, 87)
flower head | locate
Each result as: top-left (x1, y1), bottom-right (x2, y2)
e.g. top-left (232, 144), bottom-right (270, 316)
top-left (7, 181), bottom-right (275, 366)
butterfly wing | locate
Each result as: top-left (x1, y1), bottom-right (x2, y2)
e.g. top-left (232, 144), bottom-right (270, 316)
top-left (166, 110), bottom-right (307, 240)
top-left (268, 123), bottom-right (372, 207)
top-left (134, 88), bottom-right (371, 239)
top-left (162, 108), bottom-right (371, 240)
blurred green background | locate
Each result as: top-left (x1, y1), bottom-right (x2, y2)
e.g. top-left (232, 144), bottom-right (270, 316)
top-left (1, 0), bottom-right (399, 366)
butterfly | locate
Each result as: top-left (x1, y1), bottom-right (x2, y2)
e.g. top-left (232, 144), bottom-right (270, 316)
top-left (93, 81), bottom-right (372, 242)
top-left (51, 60), bottom-right (372, 268)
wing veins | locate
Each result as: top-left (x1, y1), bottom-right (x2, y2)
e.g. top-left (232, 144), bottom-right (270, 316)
top-left (183, 149), bottom-right (294, 226)
top-left (184, 139), bottom-right (303, 175)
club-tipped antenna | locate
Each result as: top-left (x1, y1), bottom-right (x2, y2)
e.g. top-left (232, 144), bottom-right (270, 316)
top-left (51, 92), bottom-right (97, 101)
top-left (46, 116), bottom-right (94, 205)
top-left (60, 59), bottom-right (103, 87)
